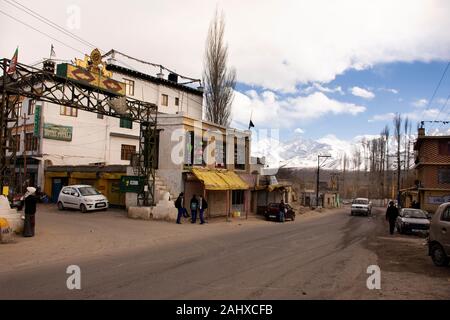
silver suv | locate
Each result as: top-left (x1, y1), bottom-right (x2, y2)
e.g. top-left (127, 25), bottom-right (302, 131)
top-left (351, 198), bottom-right (372, 216)
top-left (428, 202), bottom-right (450, 267)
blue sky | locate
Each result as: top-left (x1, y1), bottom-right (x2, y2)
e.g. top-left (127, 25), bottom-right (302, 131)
top-left (232, 60), bottom-right (450, 142)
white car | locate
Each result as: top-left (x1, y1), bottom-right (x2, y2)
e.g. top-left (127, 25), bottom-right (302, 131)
top-left (351, 198), bottom-right (372, 216)
top-left (57, 185), bottom-right (109, 213)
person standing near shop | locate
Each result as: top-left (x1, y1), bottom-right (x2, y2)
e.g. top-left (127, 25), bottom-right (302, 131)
top-left (190, 194), bottom-right (199, 223)
top-left (198, 195), bottom-right (208, 225)
top-left (22, 187), bottom-right (38, 237)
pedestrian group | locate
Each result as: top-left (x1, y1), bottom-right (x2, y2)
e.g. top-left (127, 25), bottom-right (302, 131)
top-left (175, 193), bottom-right (208, 225)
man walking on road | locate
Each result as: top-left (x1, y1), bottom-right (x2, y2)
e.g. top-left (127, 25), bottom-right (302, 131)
top-left (386, 201), bottom-right (399, 235)
top-left (175, 192), bottom-right (189, 224)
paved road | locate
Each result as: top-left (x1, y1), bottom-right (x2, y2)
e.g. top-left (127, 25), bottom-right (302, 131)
top-left (1, 207), bottom-right (449, 299)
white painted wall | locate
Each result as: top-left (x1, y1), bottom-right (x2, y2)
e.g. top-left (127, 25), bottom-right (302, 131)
top-left (110, 70), bottom-right (203, 120)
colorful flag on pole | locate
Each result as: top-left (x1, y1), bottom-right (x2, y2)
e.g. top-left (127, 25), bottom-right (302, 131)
top-left (7, 47), bottom-right (18, 75)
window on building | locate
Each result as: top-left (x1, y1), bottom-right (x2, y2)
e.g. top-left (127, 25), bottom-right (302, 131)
top-left (184, 131), bottom-right (194, 166)
top-left (124, 78), bottom-right (135, 96)
top-left (121, 144), bottom-right (136, 161)
top-left (232, 190), bottom-right (244, 205)
top-left (234, 137), bottom-right (246, 170)
top-left (28, 99), bottom-right (35, 115)
top-left (25, 133), bottom-right (38, 151)
top-left (438, 168), bottom-right (450, 184)
top-left (175, 97), bottom-right (180, 106)
top-left (120, 117), bottom-right (133, 129)
top-left (15, 102), bottom-right (22, 118)
top-left (9, 134), bottom-right (20, 152)
top-left (161, 94), bottom-right (168, 106)
top-left (438, 141), bottom-right (450, 156)
top-left (60, 106), bottom-right (77, 117)
top-left (215, 135), bottom-right (226, 168)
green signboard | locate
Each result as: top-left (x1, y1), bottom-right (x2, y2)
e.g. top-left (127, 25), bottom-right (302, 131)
top-left (43, 123), bottom-right (73, 141)
top-left (33, 104), bottom-right (41, 137)
top-left (119, 176), bottom-right (144, 193)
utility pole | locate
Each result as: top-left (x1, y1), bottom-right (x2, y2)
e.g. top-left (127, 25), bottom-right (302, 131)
top-left (316, 155), bottom-right (331, 208)
top-left (21, 112), bottom-right (30, 192)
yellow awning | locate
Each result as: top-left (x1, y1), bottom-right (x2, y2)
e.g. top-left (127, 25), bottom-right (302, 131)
top-left (191, 168), bottom-right (249, 191)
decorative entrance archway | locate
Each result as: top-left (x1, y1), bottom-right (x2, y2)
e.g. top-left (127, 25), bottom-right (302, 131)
top-left (0, 55), bottom-right (158, 206)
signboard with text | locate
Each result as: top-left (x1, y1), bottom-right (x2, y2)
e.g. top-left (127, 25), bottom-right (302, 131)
top-left (33, 104), bottom-right (41, 137)
top-left (119, 176), bottom-right (144, 193)
top-left (43, 123), bottom-right (73, 141)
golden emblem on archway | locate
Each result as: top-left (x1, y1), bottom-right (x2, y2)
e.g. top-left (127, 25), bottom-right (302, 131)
top-left (74, 48), bottom-right (112, 78)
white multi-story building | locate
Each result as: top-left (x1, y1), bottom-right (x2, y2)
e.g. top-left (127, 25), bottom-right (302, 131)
top-left (9, 51), bottom-right (254, 216)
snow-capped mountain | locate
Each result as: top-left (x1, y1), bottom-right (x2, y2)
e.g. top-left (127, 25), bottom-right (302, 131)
top-left (251, 133), bottom-right (417, 170)
top-left (252, 135), bottom-right (352, 169)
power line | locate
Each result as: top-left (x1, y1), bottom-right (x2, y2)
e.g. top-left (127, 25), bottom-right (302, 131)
top-left (0, 9), bottom-right (85, 55)
top-left (4, 0), bottom-right (97, 50)
top-left (429, 92), bottom-right (450, 131)
top-left (420, 61), bottom-right (450, 127)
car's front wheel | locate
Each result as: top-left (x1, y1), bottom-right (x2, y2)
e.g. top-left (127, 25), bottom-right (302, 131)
top-left (80, 204), bottom-right (87, 213)
top-left (57, 201), bottom-right (64, 211)
top-left (431, 244), bottom-right (449, 267)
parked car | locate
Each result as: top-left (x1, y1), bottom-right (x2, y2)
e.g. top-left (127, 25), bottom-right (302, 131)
top-left (428, 202), bottom-right (450, 267)
top-left (57, 185), bottom-right (108, 213)
top-left (264, 203), bottom-right (295, 222)
top-left (395, 208), bottom-right (430, 234)
top-left (350, 198), bottom-right (372, 216)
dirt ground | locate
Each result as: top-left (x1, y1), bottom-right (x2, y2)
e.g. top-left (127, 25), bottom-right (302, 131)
top-left (364, 212), bottom-right (450, 299)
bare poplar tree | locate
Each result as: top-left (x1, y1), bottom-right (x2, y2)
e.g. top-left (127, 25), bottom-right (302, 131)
top-left (203, 10), bottom-right (236, 127)
top-left (382, 125), bottom-right (390, 198)
top-left (393, 113), bottom-right (402, 202)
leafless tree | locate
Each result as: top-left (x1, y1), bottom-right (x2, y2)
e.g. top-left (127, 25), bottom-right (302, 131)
top-left (203, 10), bottom-right (236, 127)
top-left (393, 113), bottom-right (402, 201)
top-left (382, 125), bottom-right (390, 198)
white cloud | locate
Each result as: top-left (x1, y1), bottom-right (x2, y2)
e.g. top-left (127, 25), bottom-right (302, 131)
top-left (379, 88), bottom-right (399, 94)
top-left (1, 1), bottom-right (450, 93)
top-left (304, 83), bottom-right (344, 95)
top-left (412, 99), bottom-right (428, 107)
top-left (369, 108), bottom-right (448, 123)
top-left (294, 128), bottom-right (305, 134)
top-left (351, 87), bottom-right (375, 99)
top-left (368, 113), bottom-right (396, 122)
top-left (231, 90), bottom-right (366, 129)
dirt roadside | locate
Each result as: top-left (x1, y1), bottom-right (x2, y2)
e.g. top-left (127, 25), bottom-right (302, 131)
top-left (365, 210), bottom-right (450, 299)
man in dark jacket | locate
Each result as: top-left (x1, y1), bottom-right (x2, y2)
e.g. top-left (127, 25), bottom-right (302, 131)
top-left (190, 194), bottom-right (199, 223)
top-left (23, 187), bottom-right (38, 237)
top-left (175, 192), bottom-right (189, 224)
top-left (386, 201), bottom-right (399, 235)
top-left (198, 195), bottom-right (208, 225)
top-left (279, 200), bottom-right (286, 223)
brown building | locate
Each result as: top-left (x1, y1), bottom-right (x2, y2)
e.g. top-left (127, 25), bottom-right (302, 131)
top-left (411, 127), bottom-right (450, 213)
